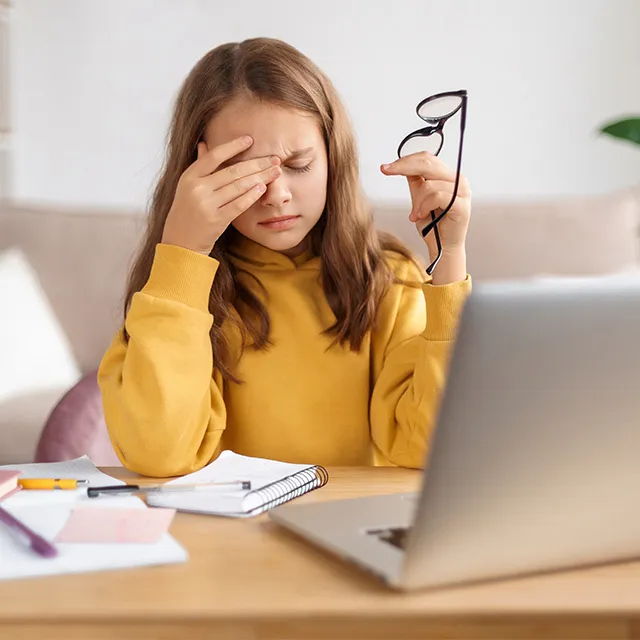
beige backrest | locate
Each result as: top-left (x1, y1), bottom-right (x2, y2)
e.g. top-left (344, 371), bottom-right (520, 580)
top-left (1, 188), bottom-right (639, 373)
top-left (0, 206), bottom-right (146, 372)
top-left (374, 188), bottom-right (640, 280)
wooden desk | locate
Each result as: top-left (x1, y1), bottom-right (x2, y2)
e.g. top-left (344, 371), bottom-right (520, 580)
top-left (2, 467), bottom-right (640, 640)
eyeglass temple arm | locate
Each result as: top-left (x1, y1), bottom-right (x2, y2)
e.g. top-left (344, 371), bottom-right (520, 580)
top-left (420, 97), bottom-right (468, 237)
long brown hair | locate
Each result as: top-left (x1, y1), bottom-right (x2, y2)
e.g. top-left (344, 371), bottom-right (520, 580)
top-left (124, 38), bottom-right (420, 383)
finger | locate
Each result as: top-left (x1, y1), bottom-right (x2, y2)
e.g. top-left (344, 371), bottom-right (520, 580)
top-left (408, 180), bottom-right (469, 221)
top-left (405, 179), bottom-right (456, 221)
top-left (189, 135), bottom-right (254, 178)
top-left (416, 213), bottom-right (441, 240)
top-left (411, 186), bottom-right (456, 222)
top-left (417, 179), bottom-right (470, 199)
top-left (381, 152), bottom-right (456, 182)
top-left (196, 141), bottom-right (208, 160)
top-left (406, 175), bottom-right (424, 213)
top-left (207, 155), bottom-right (281, 191)
top-left (214, 163), bottom-right (282, 207)
top-left (218, 183), bottom-right (268, 222)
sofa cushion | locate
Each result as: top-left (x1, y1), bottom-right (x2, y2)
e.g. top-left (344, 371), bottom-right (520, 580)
top-left (0, 206), bottom-right (145, 373)
top-left (0, 247), bottom-right (81, 402)
top-left (0, 388), bottom-right (68, 464)
top-left (35, 370), bottom-right (120, 466)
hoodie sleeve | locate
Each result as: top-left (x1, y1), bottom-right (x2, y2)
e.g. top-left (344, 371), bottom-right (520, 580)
top-left (369, 256), bottom-right (471, 468)
top-left (98, 243), bottom-right (227, 477)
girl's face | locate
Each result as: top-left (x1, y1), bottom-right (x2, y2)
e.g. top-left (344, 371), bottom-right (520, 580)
top-left (204, 97), bottom-right (329, 258)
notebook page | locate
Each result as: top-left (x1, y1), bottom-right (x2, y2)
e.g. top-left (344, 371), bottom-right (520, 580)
top-left (146, 450), bottom-right (315, 516)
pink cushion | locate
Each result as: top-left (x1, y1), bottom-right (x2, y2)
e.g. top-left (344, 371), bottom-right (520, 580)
top-left (35, 370), bottom-right (121, 466)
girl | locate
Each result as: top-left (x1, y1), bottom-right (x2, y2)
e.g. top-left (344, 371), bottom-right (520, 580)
top-left (98, 38), bottom-right (472, 477)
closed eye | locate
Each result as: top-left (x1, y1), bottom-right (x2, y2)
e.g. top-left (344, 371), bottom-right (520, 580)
top-left (287, 163), bottom-right (313, 174)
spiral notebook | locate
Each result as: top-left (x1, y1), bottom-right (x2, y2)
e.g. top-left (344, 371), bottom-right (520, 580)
top-left (146, 451), bottom-right (328, 517)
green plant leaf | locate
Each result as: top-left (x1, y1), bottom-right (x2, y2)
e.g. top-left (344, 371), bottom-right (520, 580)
top-left (599, 117), bottom-right (640, 146)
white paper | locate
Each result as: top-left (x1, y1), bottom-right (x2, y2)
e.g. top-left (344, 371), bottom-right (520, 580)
top-left (146, 450), bottom-right (315, 517)
top-left (0, 456), bottom-right (126, 508)
top-left (0, 457), bottom-right (188, 580)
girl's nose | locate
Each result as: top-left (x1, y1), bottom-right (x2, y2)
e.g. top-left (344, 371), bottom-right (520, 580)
top-left (262, 174), bottom-right (292, 208)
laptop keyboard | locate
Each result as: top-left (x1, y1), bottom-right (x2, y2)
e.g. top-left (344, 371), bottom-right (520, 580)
top-left (367, 526), bottom-right (411, 550)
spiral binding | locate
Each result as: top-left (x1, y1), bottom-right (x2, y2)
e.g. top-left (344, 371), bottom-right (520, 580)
top-left (244, 465), bottom-right (329, 516)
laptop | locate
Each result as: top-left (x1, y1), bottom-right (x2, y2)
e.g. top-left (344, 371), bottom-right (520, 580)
top-left (269, 276), bottom-right (640, 590)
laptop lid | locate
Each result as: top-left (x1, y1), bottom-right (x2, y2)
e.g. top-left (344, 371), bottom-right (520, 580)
top-left (400, 277), bottom-right (640, 589)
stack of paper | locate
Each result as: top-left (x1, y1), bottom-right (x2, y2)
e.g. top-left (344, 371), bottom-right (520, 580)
top-left (0, 457), bottom-right (187, 581)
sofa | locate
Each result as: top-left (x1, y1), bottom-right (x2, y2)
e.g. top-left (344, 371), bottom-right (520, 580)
top-left (1, 186), bottom-right (639, 464)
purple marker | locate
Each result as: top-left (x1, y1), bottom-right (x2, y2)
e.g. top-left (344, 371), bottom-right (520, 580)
top-left (0, 503), bottom-right (58, 558)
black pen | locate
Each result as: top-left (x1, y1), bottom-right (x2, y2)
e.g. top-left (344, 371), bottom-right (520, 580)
top-left (87, 480), bottom-right (251, 498)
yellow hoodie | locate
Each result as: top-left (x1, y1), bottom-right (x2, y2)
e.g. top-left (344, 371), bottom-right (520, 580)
top-left (98, 237), bottom-right (471, 477)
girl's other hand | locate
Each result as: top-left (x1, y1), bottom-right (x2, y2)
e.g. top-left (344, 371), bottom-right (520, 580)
top-left (380, 151), bottom-right (471, 257)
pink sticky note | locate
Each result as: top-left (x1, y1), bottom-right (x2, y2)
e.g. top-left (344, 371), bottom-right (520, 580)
top-left (55, 507), bottom-right (176, 544)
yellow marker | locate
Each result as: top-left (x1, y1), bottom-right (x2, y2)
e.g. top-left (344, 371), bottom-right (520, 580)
top-left (18, 478), bottom-right (89, 490)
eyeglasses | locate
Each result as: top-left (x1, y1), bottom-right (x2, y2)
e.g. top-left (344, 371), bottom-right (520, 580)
top-left (397, 89), bottom-right (468, 275)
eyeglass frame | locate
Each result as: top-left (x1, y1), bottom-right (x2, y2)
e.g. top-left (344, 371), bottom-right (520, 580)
top-left (397, 89), bottom-right (468, 275)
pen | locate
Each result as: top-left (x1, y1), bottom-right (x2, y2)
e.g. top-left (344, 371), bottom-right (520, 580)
top-left (0, 504), bottom-right (58, 558)
top-left (18, 478), bottom-right (90, 490)
top-left (87, 480), bottom-right (252, 498)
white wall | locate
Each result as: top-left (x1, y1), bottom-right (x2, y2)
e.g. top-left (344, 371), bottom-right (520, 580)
top-left (8, 0), bottom-right (640, 209)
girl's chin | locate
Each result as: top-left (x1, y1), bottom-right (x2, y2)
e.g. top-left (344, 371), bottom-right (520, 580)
top-left (257, 234), bottom-right (310, 257)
